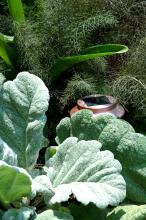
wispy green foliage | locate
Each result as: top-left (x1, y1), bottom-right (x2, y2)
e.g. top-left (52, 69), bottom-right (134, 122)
top-left (14, 22), bottom-right (47, 79)
top-left (112, 38), bottom-right (146, 121)
top-left (12, 0), bottom-right (117, 81)
top-left (35, 0), bottom-right (117, 56)
top-left (62, 11), bottom-right (117, 54)
top-left (60, 74), bottom-right (97, 108)
top-left (120, 38), bottom-right (146, 82)
top-left (0, 14), bottom-right (12, 35)
top-left (105, 0), bottom-right (146, 43)
top-left (113, 76), bottom-right (146, 120)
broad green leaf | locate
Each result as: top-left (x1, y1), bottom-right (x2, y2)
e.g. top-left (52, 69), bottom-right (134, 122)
top-left (46, 137), bottom-right (126, 209)
top-left (7, 0), bottom-right (25, 23)
top-left (35, 210), bottom-right (73, 220)
top-left (0, 138), bottom-right (17, 165)
top-left (0, 33), bottom-right (16, 67)
top-left (2, 207), bottom-right (36, 220)
top-left (56, 110), bottom-right (146, 203)
top-left (107, 204), bottom-right (146, 220)
top-left (50, 44), bottom-right (128, 80)
top-left (69, 203), bottom-right (108, 220)
top-left (0, 161), bottom-right (32, 208)
top-left (0, 72), bottom-right (49, 170)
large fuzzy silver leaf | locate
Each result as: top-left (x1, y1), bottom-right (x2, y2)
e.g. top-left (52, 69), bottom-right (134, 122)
top-left (0, 72), bottom-right (49, 170)
top-left (56, 110), bottom-right (146, 203)
top-left (46, 137), bottom-right (126, 209)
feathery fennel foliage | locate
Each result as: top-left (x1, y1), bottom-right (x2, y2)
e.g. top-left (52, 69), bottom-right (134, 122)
top-left (34, 0), bottom-right (117, 55)
top-left (112, 38), bottom-right (146, 121)
top-left (60, 74), bottom-right (97, 108)
top-left (120, 38), bottom-right (146, 82)
top-left (10, 0), bottom-right (118, 83)
top-left (113, 76), bottom-right (146, 120)
top-left (105, 0), bottom-right (146, 43)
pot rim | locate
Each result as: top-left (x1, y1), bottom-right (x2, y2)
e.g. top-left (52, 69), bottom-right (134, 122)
top-left (70, 94), bottom-right (125, 118)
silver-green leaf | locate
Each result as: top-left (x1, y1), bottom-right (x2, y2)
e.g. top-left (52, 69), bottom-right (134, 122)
top-left (56, 110), bottom-right (146, 203)
top-left (0, 72), bottom-right (49, 170)
top-left (0, 138), bottom-right (17, 165)
top-left (35, 210), bottom-right (73, 220)
top-left (0, 161), bottom-right (32, 208)
top-left (46, 137), bottom-right (126, 209)
top-left (2, 207), bottom-right (36, 220)
top-left (56, 110), bottom-right (134, 144)
top-left (107, 204), bottom-right (146, 220)
top-left (31, 175), bottom-right (55, 202)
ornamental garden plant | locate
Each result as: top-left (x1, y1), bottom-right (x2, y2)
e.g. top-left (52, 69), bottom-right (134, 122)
top-left (0, 0), bottom-right (146, 220)
top-left (0, 72), bottom-right (146, 219)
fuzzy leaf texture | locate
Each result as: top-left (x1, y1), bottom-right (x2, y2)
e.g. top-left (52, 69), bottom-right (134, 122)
top-left (56, 110), bottom-right (146, 203)
top-left (0, 72), bottom-right (49, 170)
top-left (0, 161), bottom-right (32, 208)
top-left (0, 138), bottom-right (17, 166)
top-left (45, 137), bottom-right (126, 209)
top-left (107, 204), bottom-right (146, 220)
top-left (55, 111), bottom-right (117, 144)
top-left (31, 175), bottom-right (55, 201)
top-left (2, 207), bottom-right (35, 220)
top-left (35, 210), bottom-right (73, 220)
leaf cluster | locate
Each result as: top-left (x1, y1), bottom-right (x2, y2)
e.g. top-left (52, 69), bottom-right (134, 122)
top-left (56, 109), bottom-right (146, 218)
top-left (0, 72), bottom-right (146, 219)
top-left (0, 72), bottom-right (126, 219)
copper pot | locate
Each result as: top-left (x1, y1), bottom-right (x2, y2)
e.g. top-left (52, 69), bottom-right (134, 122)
top-left (70, 94), bottom-right (125, 118)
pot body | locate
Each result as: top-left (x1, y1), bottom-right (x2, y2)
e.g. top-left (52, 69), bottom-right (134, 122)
top-left (70, 94), bottom-right (125, 118)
